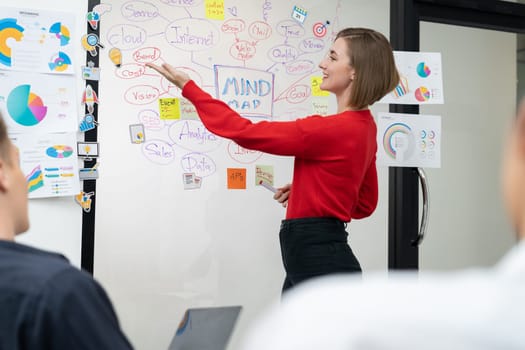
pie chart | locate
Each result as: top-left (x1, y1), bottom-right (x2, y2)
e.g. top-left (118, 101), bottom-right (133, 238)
top-left (7, 85), bottom-right (48, 126)
top-left (415, 86), bottom-right (431, 102)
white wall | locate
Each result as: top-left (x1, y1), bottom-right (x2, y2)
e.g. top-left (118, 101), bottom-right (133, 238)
top-left (5, 0), bottom-right (87, 268)
top-left (419, 22), bottom-right (517, 269)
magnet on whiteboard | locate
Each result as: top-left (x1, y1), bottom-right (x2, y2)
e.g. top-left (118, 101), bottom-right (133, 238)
top-left (129, 124), bottom-right (145, 144)
top-left (79, 165), bottom-right (99, 180)
top-left (79, 114), bottom-right (97, 132)
top-left (183, 173), bottom-right (202, 190)
top-left (291, 5), bottom-right (308, 24)
top-left (77, 141), bottom-right (99, 159)
top-left (75, 191), bottom-right (95, 212)
top-left (82, 64), bottom-right (101, 81)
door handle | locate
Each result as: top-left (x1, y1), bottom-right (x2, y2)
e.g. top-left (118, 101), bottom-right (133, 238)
top-left (412, 167), bottom-right (429, 246)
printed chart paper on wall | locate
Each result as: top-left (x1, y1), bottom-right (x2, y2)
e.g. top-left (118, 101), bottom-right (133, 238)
top-left (377, 112), bottom-right (442, 168)
top-left (380, 51), bottom-right (444, 105)
top-left (0, 7), bottom-right (80, 198)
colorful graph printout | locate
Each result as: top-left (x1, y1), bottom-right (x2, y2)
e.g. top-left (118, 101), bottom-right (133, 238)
top-left (380, 52), bottom-right (444, 105)
top-left (0, 71), bottom-right (77, 133)
top-left (0, 7), bottom-right (75, 74)
top-left (377, 112), bottom-right (442, 168)
top-left (11, 132), bottom-right (79, 198)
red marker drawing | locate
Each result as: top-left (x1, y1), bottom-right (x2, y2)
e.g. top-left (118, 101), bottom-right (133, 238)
top-left (259, 180), bottom-right (277, 193)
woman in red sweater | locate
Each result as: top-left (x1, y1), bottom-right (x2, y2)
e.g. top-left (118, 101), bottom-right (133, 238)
top-left (148, 28), bottom-right (399, 293)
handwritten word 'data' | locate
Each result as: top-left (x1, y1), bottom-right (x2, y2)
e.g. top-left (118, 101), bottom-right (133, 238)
top-left (142, 140), bottom-right (175, 165)
top-left (122, 1), bottom-right (160, 22)
top-left (133, 47), bottom-right (161, 63)
top-left (181, 153), bottom-right (216, 177)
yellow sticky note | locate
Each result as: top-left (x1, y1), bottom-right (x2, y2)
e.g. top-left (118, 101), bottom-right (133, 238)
top-left (205, 0), bottom-right (224, 20)
top-left (159, 98), bottom-right (181, 120)
top-left (227, 168), bottom-right (246, 190)
top-left (255, 165), bottom-right (274, 186)
top-left (311, 76), bottom-right (330, 97)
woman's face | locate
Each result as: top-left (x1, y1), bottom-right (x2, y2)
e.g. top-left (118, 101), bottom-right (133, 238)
top-left (318, 38), bottom-right (355, 96)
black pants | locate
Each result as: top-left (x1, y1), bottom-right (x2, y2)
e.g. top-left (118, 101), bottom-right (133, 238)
top-left (279, 217), bottom-right (361, 293)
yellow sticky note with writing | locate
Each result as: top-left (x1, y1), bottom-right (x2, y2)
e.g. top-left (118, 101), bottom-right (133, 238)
top-left (159, 98), bottom-right (181, 120)
top-left (205, 0), bottom-right (225, 20)
top-left (311, 76), bottom-right (330, 97)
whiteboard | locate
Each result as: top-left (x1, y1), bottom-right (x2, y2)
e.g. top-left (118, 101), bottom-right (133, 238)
top-left (95, 1), bottom-right (390, 349)
top-left (6, 0), bottom-right (88, 268)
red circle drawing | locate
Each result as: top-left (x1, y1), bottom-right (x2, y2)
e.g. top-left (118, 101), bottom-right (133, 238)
top-left (313, 22), bottom-right (327, 38)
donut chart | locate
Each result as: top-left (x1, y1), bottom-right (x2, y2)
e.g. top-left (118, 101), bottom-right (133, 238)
top-left (46, 145), bottom-right (73, 158)
top-left (7, 85), bottom-right (48, 126)
top-left (383, 122), bottom-right (416, 160)
top-left (0, 18), bottom-right (24, 67)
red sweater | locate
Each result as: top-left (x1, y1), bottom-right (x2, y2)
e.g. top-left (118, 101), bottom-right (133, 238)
top-left (182, 80), bottom-right (378, 222)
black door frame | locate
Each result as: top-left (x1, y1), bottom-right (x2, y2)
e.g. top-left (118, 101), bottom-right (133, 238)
top-left (81, 0), bottom-right (101, 274)
top-left (388, 0), bottom-right (525, 269)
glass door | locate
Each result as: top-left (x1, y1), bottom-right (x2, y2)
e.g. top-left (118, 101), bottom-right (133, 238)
top-left (419, 22), bottom-right (517, 270)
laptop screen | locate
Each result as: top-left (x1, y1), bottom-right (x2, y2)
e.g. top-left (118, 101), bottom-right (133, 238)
top-left (168, 306), bottom-right (242, 350)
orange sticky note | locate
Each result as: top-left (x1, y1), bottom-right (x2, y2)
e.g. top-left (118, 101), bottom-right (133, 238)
top-left (227, 168), bottom-right (246, 189)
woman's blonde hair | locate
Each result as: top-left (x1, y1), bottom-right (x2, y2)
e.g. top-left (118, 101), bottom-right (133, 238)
top-left (336, 28), bottom-right (399, 110)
